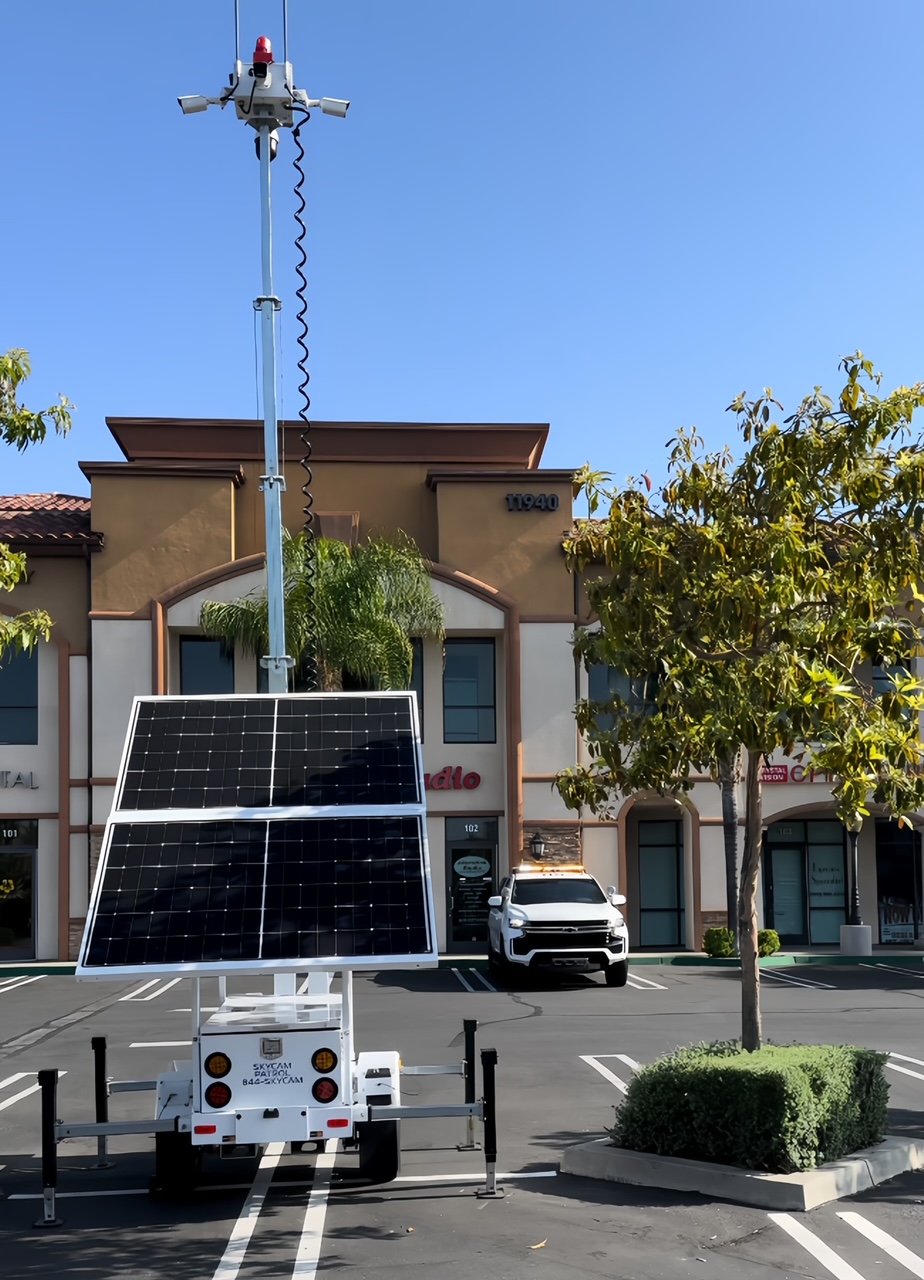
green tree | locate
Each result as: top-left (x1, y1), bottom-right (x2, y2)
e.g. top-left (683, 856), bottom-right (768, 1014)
top-left (557, 355), bottom-right (924, 1051)
top-left (0, 349), bottom-right (74, 657)
top-left (200, 530), bottom-right (444, 691)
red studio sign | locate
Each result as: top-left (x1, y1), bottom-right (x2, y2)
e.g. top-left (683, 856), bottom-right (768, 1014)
top-left (424, 766), bottom-right (481, 792)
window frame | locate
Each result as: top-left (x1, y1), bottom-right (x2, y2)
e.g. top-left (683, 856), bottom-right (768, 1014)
top-left (442, 638), bottom-right (497, 744)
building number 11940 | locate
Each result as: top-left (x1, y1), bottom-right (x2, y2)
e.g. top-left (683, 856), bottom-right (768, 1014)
top-left (505, 493), bottom-right (560, 512)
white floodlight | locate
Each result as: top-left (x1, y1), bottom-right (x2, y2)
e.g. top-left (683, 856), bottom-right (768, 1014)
top-left (319, 97), bottom-right (350, 118)
top-left (177, 95), bottom-right (211, 115)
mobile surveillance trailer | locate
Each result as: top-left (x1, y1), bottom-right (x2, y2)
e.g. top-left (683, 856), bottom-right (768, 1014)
top-left (59, 690), bottom-right (489, 1202)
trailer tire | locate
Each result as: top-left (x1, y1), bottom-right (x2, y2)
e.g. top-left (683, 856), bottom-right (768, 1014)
top-left (150, 1131), bottom-right (202, 1200)
top-left (605, 959), bottom-right (629, 987)
top-left (356, 1118), bottom-right (401, 1184)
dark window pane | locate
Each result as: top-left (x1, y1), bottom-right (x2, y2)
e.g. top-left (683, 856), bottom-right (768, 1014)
top-left (180, 638), bottom-right (234, 695)
top-left (0, 650), bottom-right (38, 744)
top-left (443, 640), bottom-right (495, 743)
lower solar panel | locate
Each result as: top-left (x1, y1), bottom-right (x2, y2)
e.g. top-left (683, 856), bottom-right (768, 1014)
top-left (78, 815), bottom-right (434, 972)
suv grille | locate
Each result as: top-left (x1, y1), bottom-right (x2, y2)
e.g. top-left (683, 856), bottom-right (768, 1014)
top-left (512, 927), bottom-right (612, 955)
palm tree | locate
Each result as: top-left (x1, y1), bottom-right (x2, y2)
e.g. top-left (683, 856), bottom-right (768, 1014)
top-left (199, 530), bottom-right (444, 691)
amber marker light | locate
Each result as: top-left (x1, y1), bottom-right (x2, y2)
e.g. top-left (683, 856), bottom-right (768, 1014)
top-left (312, 1048), bottom-right (338, 1073)
top-left (205, 1052), bottom-right (232, 1078)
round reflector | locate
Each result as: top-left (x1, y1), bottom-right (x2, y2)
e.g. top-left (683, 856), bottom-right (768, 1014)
top-left (204, 1052), bottom-right (232, 1079)
top-left (312, 1048), bottom-right (338, 1074)
top-left (312, 1077), bottom-right (338, 1104)
top-left (204, 1081), bottom-right (233, 1109)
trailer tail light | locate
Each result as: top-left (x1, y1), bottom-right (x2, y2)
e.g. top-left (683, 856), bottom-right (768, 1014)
top-left (312, 1078), bottom-right (338, 1103)
top-left (327, 1118), bottom-right (350, 1128)
top-left (205, 1052), bottom-right (232, 1078)
top-left (194, 1125), bottom-right (217, 1134)
top-left (205, 1082), bottom-right (233, 1109)
top-left (312, 1048), bottom-right (338, 1073)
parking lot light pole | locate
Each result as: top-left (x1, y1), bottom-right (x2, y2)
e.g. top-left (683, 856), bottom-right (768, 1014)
top-left (847, 816), bottom-right (863, 927)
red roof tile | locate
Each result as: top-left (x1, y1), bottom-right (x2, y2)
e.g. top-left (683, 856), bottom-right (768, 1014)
top-left (0, 494), bottom-right (102, 545)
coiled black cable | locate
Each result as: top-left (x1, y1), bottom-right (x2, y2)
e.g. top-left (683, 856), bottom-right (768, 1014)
top-left (292, 107), bottom-right (318, 691)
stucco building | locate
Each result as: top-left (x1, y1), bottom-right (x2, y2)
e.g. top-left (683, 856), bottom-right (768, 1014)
top-left (1, 417), bottom-right (921, 959)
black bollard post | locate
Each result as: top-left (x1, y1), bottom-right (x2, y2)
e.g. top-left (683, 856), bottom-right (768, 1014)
top-left (90, 1036), bottom-right (114, 1169)
top-left (34, 1070), bottom-right (63, 1227)
top-left (475, 1047), bottom-right (503, 1198)
top-left (457, 1018), bottom-right (481, 1151)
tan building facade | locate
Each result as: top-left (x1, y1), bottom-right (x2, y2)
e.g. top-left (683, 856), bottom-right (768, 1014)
top-left (1, 419), bottom-right (921, 959)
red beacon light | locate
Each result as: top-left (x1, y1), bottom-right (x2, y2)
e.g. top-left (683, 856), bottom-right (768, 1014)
top-left (253, 36), bottom-right (273, 78)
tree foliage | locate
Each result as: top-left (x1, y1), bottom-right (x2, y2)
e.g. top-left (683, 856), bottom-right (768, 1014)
top-left (557, 354), bottom-right (924, 1050)
top-left (0, 349), bottom-right (74, 659)
top-left (200, 530), bottom-right (445, 691)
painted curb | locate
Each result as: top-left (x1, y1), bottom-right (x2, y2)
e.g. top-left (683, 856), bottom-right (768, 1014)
top-left (560, 1134), bottom-right (924, 1211)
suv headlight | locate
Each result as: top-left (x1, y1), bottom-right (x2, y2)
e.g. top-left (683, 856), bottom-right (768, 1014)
top-left (506, 908), bottom-right (528, 928)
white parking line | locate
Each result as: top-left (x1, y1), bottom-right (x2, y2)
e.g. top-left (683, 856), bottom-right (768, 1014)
top-left (886, 1060), bottom-right (924, 1083)
top-left (0, 1072), bottom-right (29, 1091)
top-left (626, 971), bottom-right (667, 990)
top-left (769, 1212), bottom-right (865, 1280)
top-left (614, 1053), bottom-right (641, 1071)
top-left (0, 975), bottom-right (45, 994)
top-left (890, 1052), bottom-right (924, 1068)
top-left (471, 969), bottom-right (497, 992)
top-left (761, 970), bottom-right (836, 990)
top-left (292, 1143), bottom-right (337, 1279)
top-left (138, 977), bottom-right (183, 1001)
top-left (211, 1141), bottom-right (285, 1280)
top-left (451, 968), bottom-right (476, 993)
top-left (837, 1210), bottom-right (924, 1277)
top-left (0, 1071), bottom-right (66, 1114)
top-left (118, 979), bottom-right (161, 1001)
top-left (580, 1054), bottom-right (629, 1094)
top-left (392, 1169), bottom-right (557, 1184)
top-left (859, 962), bottom-right (924, 980)
top-left (130, 1040), bottom-right (192, 1048)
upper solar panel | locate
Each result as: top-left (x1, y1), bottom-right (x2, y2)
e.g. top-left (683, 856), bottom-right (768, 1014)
top-left (77, 693), bottom-right (435, 976)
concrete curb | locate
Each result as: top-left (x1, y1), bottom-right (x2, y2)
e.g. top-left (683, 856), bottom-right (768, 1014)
top-left (560, 1134), bottom-right (924, 1211)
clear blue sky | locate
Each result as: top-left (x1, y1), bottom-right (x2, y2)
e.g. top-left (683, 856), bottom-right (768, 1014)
top-left (6, 1), bottom-right (923, 503)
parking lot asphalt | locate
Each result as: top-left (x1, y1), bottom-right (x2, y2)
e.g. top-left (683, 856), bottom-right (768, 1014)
top-left (1, 963), bottom-right (924, 1279)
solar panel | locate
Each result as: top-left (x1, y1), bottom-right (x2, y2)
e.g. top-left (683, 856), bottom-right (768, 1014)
top-left (77, 694), bottom-right (436, 976)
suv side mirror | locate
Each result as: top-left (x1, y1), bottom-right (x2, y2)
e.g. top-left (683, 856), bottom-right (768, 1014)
top-left (487, 895), bottom-right (502, 909)
top-left (607, 887), bottom-right (626, 906)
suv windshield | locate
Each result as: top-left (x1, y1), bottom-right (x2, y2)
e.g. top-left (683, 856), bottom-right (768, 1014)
top-left (511, 878), bottom-right (607, 906)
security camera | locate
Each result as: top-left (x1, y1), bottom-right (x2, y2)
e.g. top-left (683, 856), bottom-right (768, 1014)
top-left (177, 95), bottom-right (211, 115)
top-left (319, 98), bottom-right (350, 118)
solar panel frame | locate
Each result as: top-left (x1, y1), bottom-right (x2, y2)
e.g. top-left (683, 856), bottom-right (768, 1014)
top-left (76, 692), bottom-right (438, 977)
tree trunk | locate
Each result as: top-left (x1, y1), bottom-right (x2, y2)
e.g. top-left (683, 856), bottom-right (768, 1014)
top-left (737, 749), bottom-right (763, 1052)
top-left (718, 753), bottom-right (739, 940)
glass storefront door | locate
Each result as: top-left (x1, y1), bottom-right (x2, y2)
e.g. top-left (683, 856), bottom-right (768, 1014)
top-left (445, 817), bottom-right (498, 948)
top-left (876, 818), bottom-right (922, 944)
top-left (637, 820), bottom-right (685, 947)
top-left (764, 820), bottom-right (846, 945)
top-left (0, 820), bottom-right (37, 959)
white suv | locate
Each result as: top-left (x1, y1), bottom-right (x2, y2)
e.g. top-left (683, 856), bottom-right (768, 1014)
top-left (486, 864), bottom-right (629, 985)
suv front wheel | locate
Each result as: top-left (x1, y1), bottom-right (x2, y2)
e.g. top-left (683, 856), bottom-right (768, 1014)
top-left (604, 959), bottom-right (629, 987)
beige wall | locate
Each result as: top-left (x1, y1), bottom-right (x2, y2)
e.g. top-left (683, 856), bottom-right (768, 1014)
top-left (435, 480), bottom-right (574, 613)
top-left (90, 619), bottom-right (152, 792)
top-left (4, 554), bottom-right (90, 650)
top-left (90, 474), bottom-right (236, 613)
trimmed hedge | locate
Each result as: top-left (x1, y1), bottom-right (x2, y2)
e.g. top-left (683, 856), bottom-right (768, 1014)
top-left (701, 927), bottom-right (782, 957)
top-left (612, 1042), bottom-right (888, 1173)
top-left (758, 928), bottom-right (781, 957)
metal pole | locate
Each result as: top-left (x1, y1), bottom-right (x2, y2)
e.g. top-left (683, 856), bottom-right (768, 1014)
top-left (257, 122), bottom-right (290, 696)
top-left (848, 829), bottom-right (862, 926)
top-left (457, 1019), bottom-right (480, 1151)
top-left (475, 1048), bottom-right (503, 1198)
top-left (34, 1070), bottom-right (62, 1227)
top-left (89, 1037), bottom-right (113, 1169)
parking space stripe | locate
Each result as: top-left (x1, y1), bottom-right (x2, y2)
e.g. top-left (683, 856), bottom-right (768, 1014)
top-left (118, 979), bottom-right (160, 1001)
top-left (292, 1143), bottom-right (337, 1279)
top-left (580, 1054), bottom-right (629, 1094)
top-left (886, 1061), bottom-right (924, 1083)
top-left (837, 1210), bottom-right (924, 1277)
top-left (0, 1072), bottom-right (29, 1091)
top-left (860, 962), bottom-right (924, 980)
top-left (614, 1053), bottom-right (641, 1071)
top-left (451, 968), bottom-right (476, 993)
top-left (769, 1212), bottom-right (866, 1280)
top-left (761, 970), bottom-right (836, 990)
top-left (139, 977), bottom-right (183, 1001)
top-left (890, 1052), bottom-right (924, 1069)
top-left (211, 1141), bottom-right (285, 1279)
top-left (0, 1071), bottom-right (66, 1114)
top-left (391, 1169), bottom-right (557, 1184)
top-left (0, 975), bottom-right (44, 994)
top-left (626, 972), bottom-right (668, 990)
top-left (471, 970), bottom-right (497, 992)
